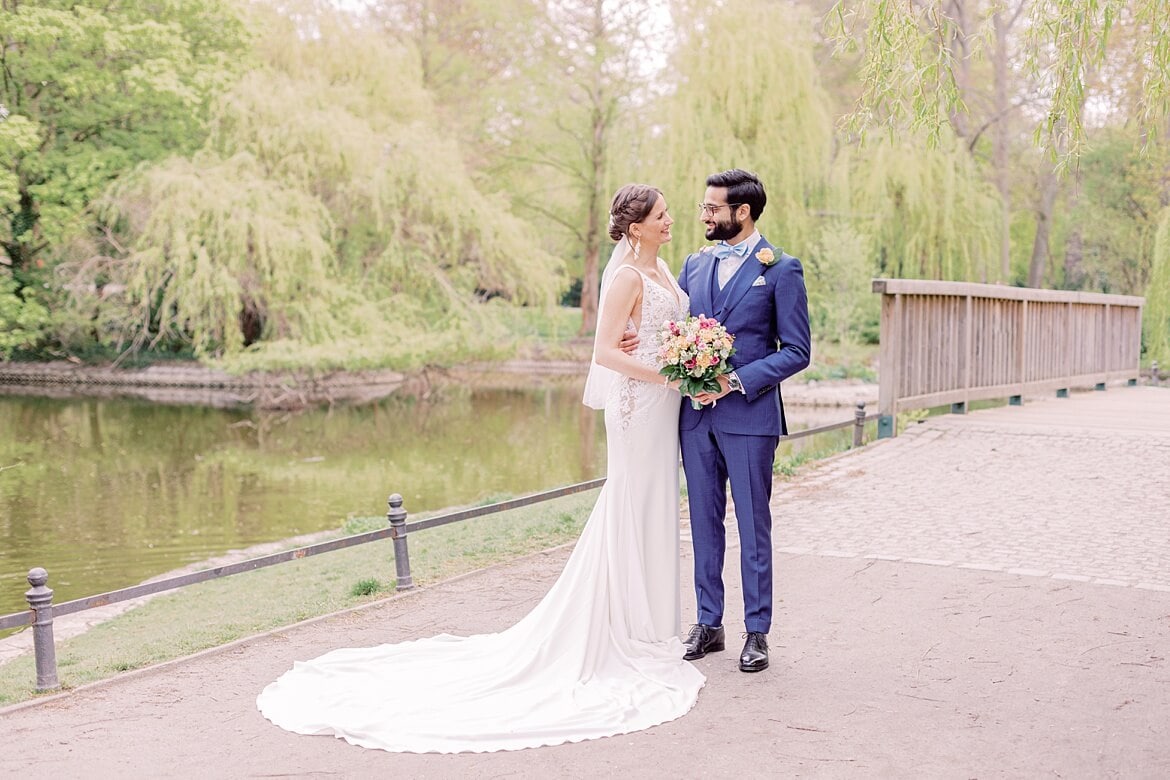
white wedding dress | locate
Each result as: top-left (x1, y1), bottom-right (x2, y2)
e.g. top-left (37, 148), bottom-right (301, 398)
top-left (257, 259), bottom-right (704, 753)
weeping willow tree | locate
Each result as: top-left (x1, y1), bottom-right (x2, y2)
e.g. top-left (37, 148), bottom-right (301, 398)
top-left (75, 0), bottom-right (563, 370)
top-left (1146, 210), bottom-right (1170, 365)
top-left (642, 0), bottom-right (835, 260)
top-left (639, 0), bottom-right (999, 345)
top-left (96, 153), bottom-right (338, 356)
top-left (785, 131), bottom-right (1001, 345)
top-left (828, 0), bottom-right (1170, 164)
top-left (840, 134), bottom-right (1003, 282)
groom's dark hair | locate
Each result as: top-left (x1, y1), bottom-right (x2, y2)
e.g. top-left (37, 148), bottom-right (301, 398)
top-left (707, 169), bottom-right (766, 221)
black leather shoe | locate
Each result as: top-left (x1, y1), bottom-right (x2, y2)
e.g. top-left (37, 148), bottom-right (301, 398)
top-left (739, 632), bottom-right (769, 672)
top-left (682, 624), bottom-right (725, 661)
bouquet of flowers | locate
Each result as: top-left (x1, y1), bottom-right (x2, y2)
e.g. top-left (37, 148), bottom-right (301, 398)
top-left (657, 314), bottom-right (736, 410)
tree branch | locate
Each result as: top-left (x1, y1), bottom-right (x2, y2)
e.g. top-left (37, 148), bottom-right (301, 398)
top-left (967, 96), bottom-right (1042, 151)
top-left (498, 149), bottom-right (582, 181)
top-left (518, 199), bottom-right (584, 243)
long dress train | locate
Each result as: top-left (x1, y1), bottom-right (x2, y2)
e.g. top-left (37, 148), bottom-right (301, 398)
top-left (256, 260), bottom-right (703, 753)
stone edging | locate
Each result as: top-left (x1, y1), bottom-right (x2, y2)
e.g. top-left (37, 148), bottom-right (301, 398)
top-left (0, 361), bottom-right (414, 408)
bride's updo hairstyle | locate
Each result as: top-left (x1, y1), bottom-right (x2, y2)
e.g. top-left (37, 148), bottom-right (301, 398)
top-left (608, 184), bottom-right (663, 242)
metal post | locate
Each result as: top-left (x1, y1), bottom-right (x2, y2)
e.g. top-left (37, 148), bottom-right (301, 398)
top-left (387, 494), bottom-right (414, 590)
top-left (1154, 361), bottom-right (1161, 387)
top-left (25, 568), bottom-right (59, 691)
top-left (852, 402), bottom-right (866, 448)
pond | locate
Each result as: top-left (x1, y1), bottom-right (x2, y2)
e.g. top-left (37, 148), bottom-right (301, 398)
top-left (0, 376), bottom-right (849, 618)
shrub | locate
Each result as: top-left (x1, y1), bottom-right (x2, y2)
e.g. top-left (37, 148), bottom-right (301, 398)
top-left (0, 275), bottom-right (50, 359)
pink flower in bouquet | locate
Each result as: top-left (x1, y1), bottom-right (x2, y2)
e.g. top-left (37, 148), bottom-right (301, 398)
top-left (657, 314), bottom-right (736, 410)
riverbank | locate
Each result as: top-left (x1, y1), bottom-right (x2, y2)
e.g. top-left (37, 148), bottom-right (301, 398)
top-left (0, 360), bottom-right (421, 408)
top-left (0, 341), bottom-right (878, 410)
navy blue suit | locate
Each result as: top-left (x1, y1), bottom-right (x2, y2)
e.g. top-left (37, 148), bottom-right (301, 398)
top-left (677, 236), bottom-right (811, 634)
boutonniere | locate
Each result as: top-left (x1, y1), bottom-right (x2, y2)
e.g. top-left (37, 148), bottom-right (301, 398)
top-left (756, 248), bottom-right (776, 267)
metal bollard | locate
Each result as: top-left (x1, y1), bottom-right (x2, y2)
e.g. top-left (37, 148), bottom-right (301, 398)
top-left (25, 568), bottom-right (60, 691)
top-left (1154, 361), bottom-right (1160, 387)
top-left (387, 494), bottom-right (414, 590)
top-left (852, 402), bottom-right (866, 448)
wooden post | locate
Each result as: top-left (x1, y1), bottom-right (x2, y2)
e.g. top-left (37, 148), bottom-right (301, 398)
top-left (876, 283), bottom-right (900, 438)
top-left (961, 293), bottom-right (973, 412)
top-left (1102, 302), bottom-right (1111, 388)
top-left (1016, 299), bottom-right (1028, 403)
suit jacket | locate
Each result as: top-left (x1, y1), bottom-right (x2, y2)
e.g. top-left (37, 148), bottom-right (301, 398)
top-left (677, 236), bottom-right (811, 436)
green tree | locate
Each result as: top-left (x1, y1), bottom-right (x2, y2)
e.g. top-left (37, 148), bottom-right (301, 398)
top-left (807, 219), bottom-right (878, 344)
top-left (0, 0), bottom-right (249, 272)
top-left (644, 0), bottom-right (998, 299)
top-left (1063, 130), bottom-right (1167, 293)
top-left (483, 0), bottom-right (668, 335)
top-left (369, 0), bottom-right (540, 118)
top-left (0, 272), bottom-right (47, 357)
top-left (644, 0), bottom-right (836, 261)
top-left (828, 0), bottom-right (1170, 164)
top-left (842, 135), bottom-right (1002, 282)
top-left (1147, 209), bottom-right (1170, 364)
top-left (71, 1), bottom-right (563, 368)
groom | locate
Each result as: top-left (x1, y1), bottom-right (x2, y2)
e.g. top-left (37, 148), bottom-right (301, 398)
top-left (677, 169), bottom-right (811, 672)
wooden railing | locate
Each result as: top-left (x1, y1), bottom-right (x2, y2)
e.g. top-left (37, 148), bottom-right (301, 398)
top-left (873, 279), bottom-right (1144, 437)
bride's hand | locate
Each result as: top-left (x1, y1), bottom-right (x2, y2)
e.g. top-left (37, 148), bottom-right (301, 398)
top-left (619, 328), bottom-right (639, 354)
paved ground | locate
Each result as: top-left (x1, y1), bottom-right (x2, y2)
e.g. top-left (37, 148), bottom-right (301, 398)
top-left (2, 386), bottom-right (1168, 779)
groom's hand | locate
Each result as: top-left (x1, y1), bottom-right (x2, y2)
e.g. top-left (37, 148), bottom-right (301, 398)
top-left (619, 327), bottom-right (639, 354)
top-left (694, 374), bottom-right (732, 406)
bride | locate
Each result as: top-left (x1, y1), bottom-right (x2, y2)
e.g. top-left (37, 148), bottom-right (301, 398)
top-left (256, 183), bottom-right (703, 753)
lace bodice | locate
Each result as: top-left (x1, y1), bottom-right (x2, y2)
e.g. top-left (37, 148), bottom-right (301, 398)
top-left (611, 260), bottom-right (689, 432)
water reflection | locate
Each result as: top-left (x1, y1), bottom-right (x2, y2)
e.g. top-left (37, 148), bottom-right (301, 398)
top-left (0, 379), bottom-right (851, 618)
top-left (0, 380), bottom-right (607, 616)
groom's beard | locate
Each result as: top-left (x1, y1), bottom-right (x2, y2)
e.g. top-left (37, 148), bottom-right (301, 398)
top-left (705, 215), bottom-right (742, 242)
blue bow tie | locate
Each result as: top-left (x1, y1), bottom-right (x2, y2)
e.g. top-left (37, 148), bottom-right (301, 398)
top-left (712, 241), bottom-right (750, 260)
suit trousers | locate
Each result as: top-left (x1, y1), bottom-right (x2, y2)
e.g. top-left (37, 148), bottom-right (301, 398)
top-left (680, 413), bottom-right (779, 634)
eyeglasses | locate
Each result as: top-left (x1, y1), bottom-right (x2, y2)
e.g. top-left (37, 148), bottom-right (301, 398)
top-left (698, 202), bottom-right (743, 217)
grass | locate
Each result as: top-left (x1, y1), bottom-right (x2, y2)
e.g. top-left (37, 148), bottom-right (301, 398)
top-left (349, 578), bottom-right (382, 597)
top-left (0, 489), bottom-right (600, 707)
top-left (773, 422), bottom-right (879, 477)
top-left (497, 304), bottom-right (583, 343)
